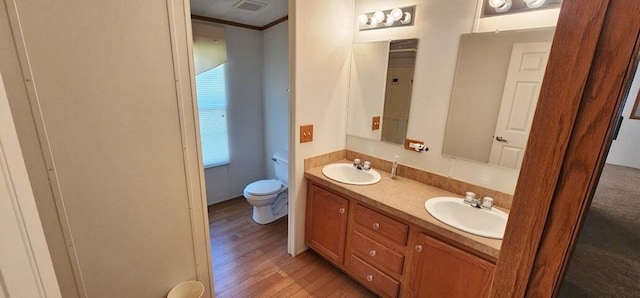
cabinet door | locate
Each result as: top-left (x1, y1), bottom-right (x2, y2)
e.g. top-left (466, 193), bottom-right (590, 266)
top-left (406, 233), bottom-right (495, 298)
top-left (305, 184), bottom-right (349, 264)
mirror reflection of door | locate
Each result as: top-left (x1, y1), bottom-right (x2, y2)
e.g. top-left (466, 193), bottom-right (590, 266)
top-left (489, 42), bottom-right (551, 169)
top-left (442, 28), bottom-right (555, 170)
top-left (381, 39), bottom-right (418, 144)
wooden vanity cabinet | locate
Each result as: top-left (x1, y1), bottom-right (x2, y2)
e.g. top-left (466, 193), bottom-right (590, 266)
top-left (344, 204), bottom-right (408, 298)
top-left (403, 232), bottom-right (495, 298)
top-left (305, 181), bottom-right (495, 298)
top-left (305, 183), bottom-right (349, 265)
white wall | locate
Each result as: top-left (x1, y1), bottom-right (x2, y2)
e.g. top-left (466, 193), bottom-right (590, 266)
top-left (1, 0), bottom-right (212, 296)
top-left (203, 25), bottom-right (266, 205)
top-left (0, 1), bottom-right (78, 295)
top-left (290, 0), bottom-right (354, 254)
top-left (607, 63), bottom-right (640, 169)
top-left (0, 72), bottom-right (61, 298)
top-left (264, 21), bottom-right (290, 178)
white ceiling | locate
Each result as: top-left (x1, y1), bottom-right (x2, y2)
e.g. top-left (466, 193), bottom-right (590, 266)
top-left (191, 0), bottom-right (288, 28)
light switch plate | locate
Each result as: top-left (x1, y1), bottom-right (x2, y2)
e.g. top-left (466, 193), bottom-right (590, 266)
top-left (300, 125), bottom-right (313, 143)
top-left (371, 116), bottom-right (381, 130)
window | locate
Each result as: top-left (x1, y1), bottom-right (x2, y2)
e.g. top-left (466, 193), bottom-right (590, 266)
top-left (196, 63), bottom-right (230, 167)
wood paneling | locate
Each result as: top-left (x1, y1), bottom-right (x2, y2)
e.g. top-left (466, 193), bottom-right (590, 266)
top-left (406, 232), bottom-right (494, 298)
top-left (350, 231), bottom-right (404, 275)
top-left (348, 255), bottom-right (400, 298)
top-left (209, 197), bottom-right (375, 297)
top-left (305, 184), bottom-right (350, 264)
top-left (491, 0), bottom-right (609, 296)
top-left (527, 0), bottom-right (640, 295)
top-left (493, 0), bottom-right (640, 296)
top-left (353, 204), bottom-right (408, 246)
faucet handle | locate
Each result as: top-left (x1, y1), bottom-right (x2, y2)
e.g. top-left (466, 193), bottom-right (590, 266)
top-left (363, 161), bottom-right (371, 170)
top-left (353, 158), bottom-right (361, 166)
top-left (482, 197), bottom-right (494, 209)
top-left (464, 192), bottom-right (476, 203)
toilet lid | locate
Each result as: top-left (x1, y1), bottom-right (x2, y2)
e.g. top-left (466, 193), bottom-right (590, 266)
top-left (245, 179), bottom-right (283, 196)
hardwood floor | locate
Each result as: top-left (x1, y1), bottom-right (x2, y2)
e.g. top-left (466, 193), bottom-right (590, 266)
top-left (209, 197), bottom-right (376, 298)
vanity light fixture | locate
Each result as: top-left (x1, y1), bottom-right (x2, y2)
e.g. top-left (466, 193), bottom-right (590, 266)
top-left (488, 0), bottom-right (512, 12)
top-left (523, 0), bottom-right (546, 8)
top-left (357, 5), bottom-right (415, 31)
top-left (485, 0), bottom-right (557, 15)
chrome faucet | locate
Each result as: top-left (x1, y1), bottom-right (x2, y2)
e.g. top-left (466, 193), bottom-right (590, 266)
top-left (463, 192), bottom-right (493, 210)
top-left (353, 158), bottom-right (371, 171)
top-left (353, 158), bottom-right (362, 169)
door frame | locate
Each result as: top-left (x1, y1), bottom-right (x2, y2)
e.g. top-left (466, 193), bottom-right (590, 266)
top-left (0, 71), bottom-right (61, 298)
top-left (491, 0), bottom-right (640, 296)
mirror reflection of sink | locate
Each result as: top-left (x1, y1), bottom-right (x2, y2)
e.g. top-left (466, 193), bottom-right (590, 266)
top-left (424, 197), bottom-right (508, 239)
top-left (321, 163), bottom-right (382, 185)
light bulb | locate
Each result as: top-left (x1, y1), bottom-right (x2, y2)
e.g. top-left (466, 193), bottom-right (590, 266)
top-left (357, 14), bottom-right (369, 25)
top-left (372, 11), bottom-right (385, 23)
top-left (488, 0), bottom-right (506, 7)
top-left (390, 8), bottom-right (403, 21)
top-left (384, 14), bottom-right (395, 26)
top-left (524, 0), bottom-right (546, 8)
top-left (370, 16), bottom-right (380, 26)
top-left (490, 0), bottom-right (512, 12)
top-left (400, 12), bottom-right (412, 25)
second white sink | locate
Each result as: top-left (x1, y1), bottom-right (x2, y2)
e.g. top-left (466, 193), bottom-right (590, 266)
top-left (322, 163), bottom-right (381, 185)
top-left (424, 197), bottom-right (508, 239)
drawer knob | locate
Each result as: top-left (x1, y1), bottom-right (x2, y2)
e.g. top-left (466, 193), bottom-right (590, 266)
top-left (372, 223), bottom-right (380, 230)
top-left (415, 244), bottom-right (423, 252)
top-left (366, 274), bottom-right (374, 282)
top-left (369, 250), bottom-right (377, 257)
top-left (339, 208), bottom-right (346, 214)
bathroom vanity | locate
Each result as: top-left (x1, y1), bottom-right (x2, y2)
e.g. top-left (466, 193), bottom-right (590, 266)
top-left (304, 164), bottom-right (502, 297)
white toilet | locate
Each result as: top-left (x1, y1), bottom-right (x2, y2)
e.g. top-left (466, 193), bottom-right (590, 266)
top-left (243, 151), bottom-right (288, 224)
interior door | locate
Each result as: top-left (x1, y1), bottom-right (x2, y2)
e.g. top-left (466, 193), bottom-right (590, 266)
top-left (489, 42), bottom-right (552, 169)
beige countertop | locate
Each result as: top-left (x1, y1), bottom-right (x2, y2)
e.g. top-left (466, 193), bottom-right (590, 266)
top-left (304, 161), bottom-right (504, 260)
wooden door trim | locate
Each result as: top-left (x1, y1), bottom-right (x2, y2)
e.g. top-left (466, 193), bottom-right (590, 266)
top-left (490, 0), bottom-right (609, 296)
top-left (527, 2), bottom-right (640, 295)
top-left (492, 0), bottom-right (640, 296)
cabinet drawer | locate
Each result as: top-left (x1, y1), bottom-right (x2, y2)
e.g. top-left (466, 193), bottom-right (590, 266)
top-left (351, 231), bottom-right (404, 275)
top-left (354, 204), bottom-right (408, 245)
top-left (349, 255), bottom-right (400, 298)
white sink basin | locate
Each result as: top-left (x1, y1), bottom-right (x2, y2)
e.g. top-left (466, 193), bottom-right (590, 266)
top-left (424, 197), bottom-right (508, 239)
top-left (321, 163), bottom-right (381, 185)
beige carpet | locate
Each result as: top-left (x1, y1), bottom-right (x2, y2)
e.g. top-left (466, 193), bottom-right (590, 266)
top-left (559, 164), bottom-right (640, 297)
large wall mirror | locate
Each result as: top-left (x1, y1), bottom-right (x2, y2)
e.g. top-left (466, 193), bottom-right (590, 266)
top-left (347, 39), bottom-right (418, 144)
top-left (442, 28), bottom-right (555, 170)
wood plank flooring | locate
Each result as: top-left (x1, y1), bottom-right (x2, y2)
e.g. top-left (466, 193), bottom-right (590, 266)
top-left (209, 197), bottom-right (376, 298)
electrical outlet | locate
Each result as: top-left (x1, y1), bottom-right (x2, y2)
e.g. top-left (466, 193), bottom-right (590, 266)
top-left (300, 125), bottom-right (313, 143)
top-left (371, 116), bottom-right (381, 130)
top-left (404, 138), bottom-right (425, 151)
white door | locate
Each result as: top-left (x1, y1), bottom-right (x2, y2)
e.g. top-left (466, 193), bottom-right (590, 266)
top-left (489, 42), bottom-right (552, 169)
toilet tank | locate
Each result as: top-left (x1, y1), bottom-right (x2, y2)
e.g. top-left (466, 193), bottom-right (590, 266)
top-left (272, 151), bottom-right (289, 184)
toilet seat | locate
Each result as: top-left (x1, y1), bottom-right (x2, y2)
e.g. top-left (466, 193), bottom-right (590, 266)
top-left (245, 179), bottom-right (284, 196)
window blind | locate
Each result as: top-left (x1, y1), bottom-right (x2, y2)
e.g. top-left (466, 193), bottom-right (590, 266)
top-left (195, 63), bottom-right (230, 167)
